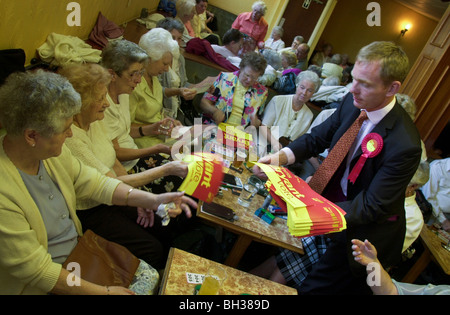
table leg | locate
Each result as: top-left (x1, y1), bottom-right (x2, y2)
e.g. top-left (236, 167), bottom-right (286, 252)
top-left (224, 234), bottom-right (253, 268)
top-left (401, 247), bottom-right (432, 283)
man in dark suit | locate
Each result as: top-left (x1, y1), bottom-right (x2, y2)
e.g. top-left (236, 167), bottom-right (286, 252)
top-left (253, 41), bottom-right (422, 294)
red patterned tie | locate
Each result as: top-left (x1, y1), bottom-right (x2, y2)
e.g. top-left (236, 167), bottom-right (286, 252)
top-left (309, 110), bottom-right (368, 195)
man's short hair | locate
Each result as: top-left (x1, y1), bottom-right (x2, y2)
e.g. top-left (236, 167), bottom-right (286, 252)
top-left (357, 41), bottom-right (409, 85)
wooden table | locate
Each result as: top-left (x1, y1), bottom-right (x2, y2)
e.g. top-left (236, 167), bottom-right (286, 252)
top-left (402, 225), bottom-right (450, 283)
top-left (196, 168), bottom-right (304, 268)
top-left (159, 248), bottom-right (297, 295)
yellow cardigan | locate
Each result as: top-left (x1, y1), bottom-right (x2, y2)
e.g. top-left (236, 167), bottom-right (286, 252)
top-left (0, 136), bottom-right (122, 295)
top-left (129, 76), bottom-right (165, 149)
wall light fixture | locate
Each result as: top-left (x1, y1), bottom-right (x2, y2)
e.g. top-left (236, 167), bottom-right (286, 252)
top-left (401, 23), bottom-right (412, 36)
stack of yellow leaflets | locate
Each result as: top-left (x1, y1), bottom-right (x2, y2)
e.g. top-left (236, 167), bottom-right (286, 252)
top-left (178, 153), bottom-right (225, 203)
top-left (255, 163), bottom-right (347, 238)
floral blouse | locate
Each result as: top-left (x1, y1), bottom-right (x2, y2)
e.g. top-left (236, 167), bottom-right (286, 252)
top-left (203, 71), bottom-right (268, 126)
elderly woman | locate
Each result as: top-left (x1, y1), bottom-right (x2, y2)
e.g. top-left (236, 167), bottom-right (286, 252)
top-left (261, 71), bottom-right (321, 151)
top-left (199, 51), bottom-right (268, 127)
top-left (0, 70), bottom-right (196, 295)
top-left (101, 40), bottom-right (188, 196)
top-left (131, 28), bottom-right (184, 149)
top-left (100, 40), bottom-right (173, 172)
top-left (191, 0), bottom-right (220, 45)
top-left (156, 18), bottom-right (199, 124)
top-left (232, 1), bottom-right (268, 51)
top-left (60, 63), bottom-right (191, 270)
top-left (280, 50), bottom-right (300, 76)
top-left (175, 0), bottom-right (197, 47)
top-left (264, 26), bottom-right (285, 53)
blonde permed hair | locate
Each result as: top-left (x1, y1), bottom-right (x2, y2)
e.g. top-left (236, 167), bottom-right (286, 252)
top-left (59, 63), bottom-right (111, 111)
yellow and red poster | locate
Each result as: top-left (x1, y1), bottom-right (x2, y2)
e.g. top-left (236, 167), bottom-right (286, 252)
top-left (178, 153), bottom-right (225, 203)
top-left (256, 163), bottom-right (347, 238)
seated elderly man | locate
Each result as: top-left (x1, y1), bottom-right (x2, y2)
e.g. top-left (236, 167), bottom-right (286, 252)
top-left (294, 43), bottom-right (310, 71)
top-left (280, 35), bottom-right (304, 54)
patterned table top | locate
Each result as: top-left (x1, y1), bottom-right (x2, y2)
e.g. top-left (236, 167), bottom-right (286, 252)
top-left (159, 248), bottom-right (298, 295)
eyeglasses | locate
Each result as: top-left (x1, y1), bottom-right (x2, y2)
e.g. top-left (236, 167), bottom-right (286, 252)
top-left (126, 69), bottom-right (145, 81)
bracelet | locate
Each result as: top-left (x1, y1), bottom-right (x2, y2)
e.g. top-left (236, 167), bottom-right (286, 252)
top-left (139, 126), bottom-right (145, 137)
top-left (125, 188), bottom-right (134, 206)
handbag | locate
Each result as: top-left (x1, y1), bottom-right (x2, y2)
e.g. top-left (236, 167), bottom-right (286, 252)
top-left (62, 230), bottom-right (140, 288)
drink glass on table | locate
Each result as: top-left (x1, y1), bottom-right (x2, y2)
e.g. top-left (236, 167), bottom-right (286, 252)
top-left (198, 265), bottom-right (227, 295)
top-left (233, 149), bottom-right (247, 168)
top-left (159, 108), bottom-right (175, 135)
top-left (238, 176), bottom-right (262, 208)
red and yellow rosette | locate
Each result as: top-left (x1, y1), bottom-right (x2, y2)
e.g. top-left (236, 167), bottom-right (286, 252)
top-left (348, 133), bottom-right (383, 184)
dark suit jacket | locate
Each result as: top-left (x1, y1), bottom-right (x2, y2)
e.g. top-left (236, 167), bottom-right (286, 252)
top-left (288, 93), bottom-right (422, 292)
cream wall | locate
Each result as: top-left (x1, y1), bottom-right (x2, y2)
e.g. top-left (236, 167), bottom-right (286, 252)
top-left (0, 0), bottom-right (160, 65)
top-left (320, 0), bottom-right (438, 66)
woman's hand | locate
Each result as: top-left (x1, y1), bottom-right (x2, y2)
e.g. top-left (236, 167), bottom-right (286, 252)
top-left (136, 207), bottom-right (154, 228)
top-left (153, 143), bottom-right (172, 155)
top-left (180, 88), bottom-right (197, 101)
top-left (153, 191), bottom-right (198, 219)
top-left (168, 195), bottom-right (198, 218)
top-left (164, 160), bottom-right (189, 178)
top-left (212, 110), bottom-right (225, 125)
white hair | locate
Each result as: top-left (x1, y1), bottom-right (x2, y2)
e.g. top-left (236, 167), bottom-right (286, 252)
top-left (296, 70), bottom-right (321, 92)
top-left (139, 28), bottom-right (179, 61)
top-left (252, 1), bottom-right (267, 14)
top-left (272, 26), bottom-right (284, 37)
top-left (176, 0), bottom-right (196, 18)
